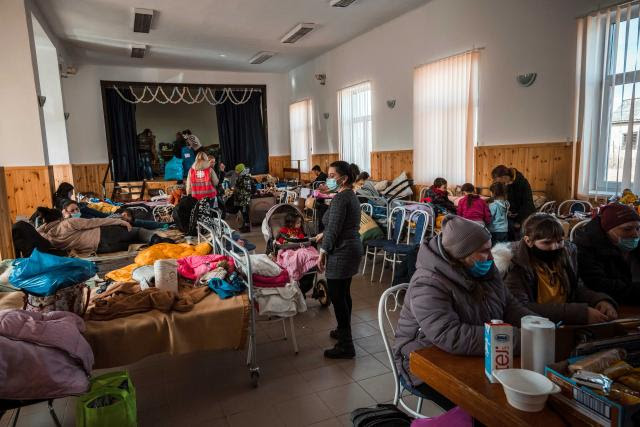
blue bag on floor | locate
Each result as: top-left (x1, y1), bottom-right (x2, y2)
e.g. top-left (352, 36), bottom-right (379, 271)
top-left (9, 249), bottom-right (97, 296)
top-left (164, 156), bottom-right (183, 181)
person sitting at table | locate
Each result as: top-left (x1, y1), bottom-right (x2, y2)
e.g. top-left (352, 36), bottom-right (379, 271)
top-left (393, 215), bottom-right (533, 408)
top-left (502, 213), bottom-right (617, 324)
top-left (574, 203), bottom-right (640, 304)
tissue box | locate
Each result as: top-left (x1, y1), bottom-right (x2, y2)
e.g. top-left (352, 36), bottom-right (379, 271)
top-left (546, 359), bottom-right (640, 427)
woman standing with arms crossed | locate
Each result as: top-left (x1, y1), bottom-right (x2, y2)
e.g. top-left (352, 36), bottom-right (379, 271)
top-left (317, 161), bottom-right (363, 359)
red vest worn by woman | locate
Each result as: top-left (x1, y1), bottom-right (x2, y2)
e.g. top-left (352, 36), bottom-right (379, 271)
top-left (189, 168), bottom-right (217, 200)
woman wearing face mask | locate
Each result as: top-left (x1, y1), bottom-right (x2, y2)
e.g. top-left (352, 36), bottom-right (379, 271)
top-left (393, 215), bottom-right (534, 403)
top-left (574, 203), bottom-right (640, 304)
top-left (502, 213), bottom-right (617, 324)
top-left (316, 161), bottom-right (363, 359)
top-left (62, 201), bottom-right (82, 219)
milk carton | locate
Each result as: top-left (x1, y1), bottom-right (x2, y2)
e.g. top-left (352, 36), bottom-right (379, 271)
top-left (484, 319), bottom-right (513, 383)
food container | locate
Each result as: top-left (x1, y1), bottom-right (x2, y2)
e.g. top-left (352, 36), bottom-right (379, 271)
top-left (494, 369), bottom-right (561, 412)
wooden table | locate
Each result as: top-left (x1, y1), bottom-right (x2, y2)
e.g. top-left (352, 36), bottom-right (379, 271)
top-left (410, 347), bottom-right (573, 427)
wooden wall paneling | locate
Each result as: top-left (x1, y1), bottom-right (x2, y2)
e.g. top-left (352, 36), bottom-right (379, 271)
top-left (3, 166), bottom-right (53, 221)
top-left (51, 164), bottom-right (73, 191)
top-left (370, 150), bottom-right (413, 181)
top-left (0, 167), bottom-right (15, 259)
top-left (72, 164), bottom-right (110, 197)
top-left (145, 180), bottom-right (178, 198)
top-left (268, 155), bottom-right (291, 180)
top-left (311, 153), bottom-right (339, 172)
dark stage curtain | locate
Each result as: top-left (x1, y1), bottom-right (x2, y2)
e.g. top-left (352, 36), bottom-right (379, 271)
top-left (216, 91), bottom-right (268, 174)
top-left (105, 88), bottom-right (141, 181)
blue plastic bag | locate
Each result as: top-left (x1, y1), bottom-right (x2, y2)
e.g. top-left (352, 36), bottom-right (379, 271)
top-left (9, 249), bottom-right (97, 296)
top-left (164, 156), bottom-right (183, 181)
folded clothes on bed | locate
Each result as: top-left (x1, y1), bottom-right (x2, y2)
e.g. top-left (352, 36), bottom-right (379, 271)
top-left (177, 254), bottom-right (235, 282)
top-left (277, 246), bottom-right (319, 281)
top-left (253, 270), bottom-right (290, 288)
top-left (87, 281), bottom-right (210, 321)
top-left (208, 272), bottom-right (246, 299)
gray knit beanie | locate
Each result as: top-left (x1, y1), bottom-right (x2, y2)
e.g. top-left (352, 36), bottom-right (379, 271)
top-left (441, 215), bottom-right (491, 259)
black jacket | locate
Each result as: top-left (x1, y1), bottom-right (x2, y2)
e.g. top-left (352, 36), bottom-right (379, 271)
top-left (321, 189), bottom-right (362, 279)
top-left (314, 172), bottom-right (328, 184)
top-left (574, 217), bottom-right (640, 304)
top-left (508, 170), bottom-right (535, 224)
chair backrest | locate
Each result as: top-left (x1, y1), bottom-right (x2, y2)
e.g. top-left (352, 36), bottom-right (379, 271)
top-left (419, 186), bottom-right (428, 201)
top-left (378, 283), bottom-right (409, 404)
top-left (407, 210), bottom-right (430, 246)
top-left (558, 200), bottom-right (593, 217)
top-left (388, 207), bottom-right (406, 243)
top-left (360, 203), bottom-right (373, 217)
top-left (570, 218), bottom-right (591, 242)
top-left (538, 201), bottom-right (556, 214)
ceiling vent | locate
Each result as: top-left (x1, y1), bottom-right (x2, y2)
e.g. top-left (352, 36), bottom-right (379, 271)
top-left (133, 8), bottom-right (154, 33)
top-left (250, 51), bottom-right (276, 64)
top-left (330, 0), bottom-right (358, 7)
top-left (280, 23), bottom-right (316, 44)
top-left (131, 45), bottom-right (147, 58)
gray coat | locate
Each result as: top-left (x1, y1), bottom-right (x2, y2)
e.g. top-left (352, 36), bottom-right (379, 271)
top-left (321, 189), bottom-right (363, 280)
top-left (503, 241), bottom-right (616, 325)
top-left (393, 236), bottom-right (533, 386)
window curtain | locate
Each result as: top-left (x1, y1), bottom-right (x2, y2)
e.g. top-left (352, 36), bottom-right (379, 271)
top-left (338, 82), bottom-right (372, 172)
top-left (216, 91), bottom-right (268, 174)
top-left (289, 99), bottom-right (313, 173)
top-left (104, 88), bottom-right (141, 182)
top-left (413, 50), bottom-right (479, 185)
top-left (576, 4), bottom-right (640, 195)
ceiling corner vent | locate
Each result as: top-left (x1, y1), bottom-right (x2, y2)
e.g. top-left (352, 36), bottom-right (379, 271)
top-left (133, 8), bottom-right (154, 33)
top-left (330, 0), bottom-right (357, 7)
top-left (131, 45), bottom-right (147, 58)
top-left (250, 51), bottom-right (276, 64)
top-left (280, 23), bottom-right (316, 44)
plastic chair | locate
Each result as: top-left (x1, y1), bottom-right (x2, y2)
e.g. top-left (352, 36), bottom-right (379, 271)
top-left (362, 207), bottom-right (406, 282)
top-left (569, 219), bottom-right (591, 242)
top-left (378, 283), bottom-right (429, 419)
top-left (380, 210), bottom-right (430, 284)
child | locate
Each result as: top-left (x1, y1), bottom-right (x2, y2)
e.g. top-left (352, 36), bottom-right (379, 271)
top-left (488, 182), bottom-right (509, 244)
top-left (420, 177), bottom-right (456, 214)
top-left (457, 183), bottom-right (491, 226)
top-left (277, 213), bottom-right (306, 244)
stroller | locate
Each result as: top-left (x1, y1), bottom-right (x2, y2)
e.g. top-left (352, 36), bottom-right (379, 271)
top-left (261, 203), bottom-right (330, 307)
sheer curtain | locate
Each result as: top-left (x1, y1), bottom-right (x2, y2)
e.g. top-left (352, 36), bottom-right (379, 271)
top-left (289, 99), bottom-right (313, 173)
top-left (576, 3), bottom-right (640, 195)
top-left (338, 82), bottom-right (372, 172)
top-left (413, 50), bottom-right (479, 185)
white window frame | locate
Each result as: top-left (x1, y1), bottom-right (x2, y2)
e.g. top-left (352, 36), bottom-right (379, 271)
top-left (337, 81), bottom-right (372, 172)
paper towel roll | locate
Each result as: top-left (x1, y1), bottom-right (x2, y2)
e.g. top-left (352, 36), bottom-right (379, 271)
top-left (154, 259), bottom-right (178, 295)
top-left (521, 315), bottom-right (555, 374)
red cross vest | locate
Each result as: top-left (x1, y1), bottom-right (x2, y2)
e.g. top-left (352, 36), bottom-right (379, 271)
top-left (189, 168), bottom-right (217, 200)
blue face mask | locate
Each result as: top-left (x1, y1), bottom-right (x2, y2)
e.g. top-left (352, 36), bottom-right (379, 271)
top-left (326, 178), bottom-right (338, 191)
top-left (468, 259), bottom-right (493, 277)
top-left (618, 237), bottom-right (640, 252)
top-left (71, 212), bottom-right (81, 219)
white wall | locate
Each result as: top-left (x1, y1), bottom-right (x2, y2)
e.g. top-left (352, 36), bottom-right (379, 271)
top-left (288, 0), bottom-right (598, 155)
top-left (62, 64), bottom-right (289, 164)
top-left (0, 0), bottom-right (46, 166)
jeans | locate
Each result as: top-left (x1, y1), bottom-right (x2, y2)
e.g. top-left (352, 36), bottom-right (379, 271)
top-left (399, 375), bottom-right (455, 411)
top-left (327, 278), bottom-right (353, 331)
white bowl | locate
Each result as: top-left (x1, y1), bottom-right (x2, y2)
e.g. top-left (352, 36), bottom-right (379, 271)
top-left (493, 369), bottom-right (561, 412)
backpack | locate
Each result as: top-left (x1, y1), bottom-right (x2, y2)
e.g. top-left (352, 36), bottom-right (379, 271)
top-left (12, 221), bottom-right (66, 258)
top-left (173, 195), bottom-right (198, 233)
top-left (351, 404), bottom-right (413, 427)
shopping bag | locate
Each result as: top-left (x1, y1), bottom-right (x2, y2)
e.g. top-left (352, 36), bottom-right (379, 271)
top-left (9, 249), bottom-right (96, 296)
top-left (164, 156), bottom-right (183, 181)
top-left (76, 371), bottom-right (137, 427)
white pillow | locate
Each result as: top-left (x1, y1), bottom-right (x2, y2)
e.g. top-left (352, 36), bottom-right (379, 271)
top-left (249, 254), bottom-right (282, 277)
top-left (373, 180), bottom-right (389, 192)
top-left (382, 172), bottom-right (409, 195)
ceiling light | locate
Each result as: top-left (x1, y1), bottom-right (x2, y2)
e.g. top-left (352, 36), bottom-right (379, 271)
top-left (219, 54), bottom-right (227, 58)
top-left (131, 44), bottom-right (147, 58)
top-left (133, 8), bottom-right (154, 33)
top-left (280, 23), bottom-right (316, 44)
top-left (330, 0), bottom-right (358, 7)
top-left (250, 51), bottom-right (276, 64)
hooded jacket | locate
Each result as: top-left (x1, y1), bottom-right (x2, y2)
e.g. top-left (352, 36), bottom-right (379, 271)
top-left (507, 170), bottom-right (535, 224)
top-left (501, 240), bottom-right (615, 324)
top-left (573, 217), bottom-right (640, 304)
top-left (38, 217), bottom-right (130, 253)
top-left (393, 236), bottom-right (533, 386)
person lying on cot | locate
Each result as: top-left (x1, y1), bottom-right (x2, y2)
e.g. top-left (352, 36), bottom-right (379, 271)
top-left (501, 213), bottom-right (617, 325)
top-left (54, 183), bottom-right (109, 219)
top-left (121, 208), bottom-right (170, 231)
top-left (36, 207), bottom-right (173, 254)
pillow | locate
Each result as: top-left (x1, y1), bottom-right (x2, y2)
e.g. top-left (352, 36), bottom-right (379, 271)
top-left (249, 254), bottom-right (282, 277)
top-left (360, 212), bottom-right (384, 243)
top-left (373, 180), bottom-right (389, 192)
top-left (381, 172), bottom-right (409, 196)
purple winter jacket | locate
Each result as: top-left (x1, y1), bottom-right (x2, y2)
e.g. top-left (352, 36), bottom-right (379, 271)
top-left (0, 309), bottom-right (93, 399)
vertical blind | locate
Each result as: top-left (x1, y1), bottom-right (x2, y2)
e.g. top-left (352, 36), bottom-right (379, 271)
top-left (577, 4), bottom-right (640, 195)
top-left (413, 50), bottom-right (479, 185)
top-left (338, 82), bottom-right (372, 172)
top-left (289, 99), bottom-right (313, 173)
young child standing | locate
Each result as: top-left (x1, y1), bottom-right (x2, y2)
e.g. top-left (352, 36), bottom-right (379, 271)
top-left (488, 182), bottom-right (510, 244)
top-left (457, 183), bottom-right (491, 226)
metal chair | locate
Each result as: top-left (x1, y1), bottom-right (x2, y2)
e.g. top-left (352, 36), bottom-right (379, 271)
top-left (570, 219), bottom-right (591, 242)
top-left (379, 210), bottom-right (430, 284)
top-left (557, 200), bottom-right (593, 217)
top-left (362, 206), bottom-right (406, 282)
top-left (378, 283), bottom-right (428, 419)
top-left (361, 203), bottom-right (373, 217)
top-left (538, 201), bottom-right (556, 214)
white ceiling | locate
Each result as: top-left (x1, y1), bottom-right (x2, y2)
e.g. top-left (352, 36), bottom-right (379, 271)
top-left (36, 0), bottom-right (429, 72)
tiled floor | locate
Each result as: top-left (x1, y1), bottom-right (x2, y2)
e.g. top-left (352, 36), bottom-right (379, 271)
top-left (0, 229), bottom-right (444, 427)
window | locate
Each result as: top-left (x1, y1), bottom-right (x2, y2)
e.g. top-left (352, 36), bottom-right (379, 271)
top-left (578, 5), bottom-right (640, 194)
top-left (338, 82), bottom-right (372, 172)
top-left (289, 99), bottom-right (313, 173)
top-left (413, 51), bottom-right (478, 185)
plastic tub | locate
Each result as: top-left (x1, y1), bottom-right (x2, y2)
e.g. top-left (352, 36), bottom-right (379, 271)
top-left (493, 369), bottom-right (561, 412)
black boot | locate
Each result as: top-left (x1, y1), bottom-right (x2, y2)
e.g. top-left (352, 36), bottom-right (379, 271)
top-left (324, 329), bottom-right (355, 359)
top-left (329, 329), bottom-right (339, 340)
